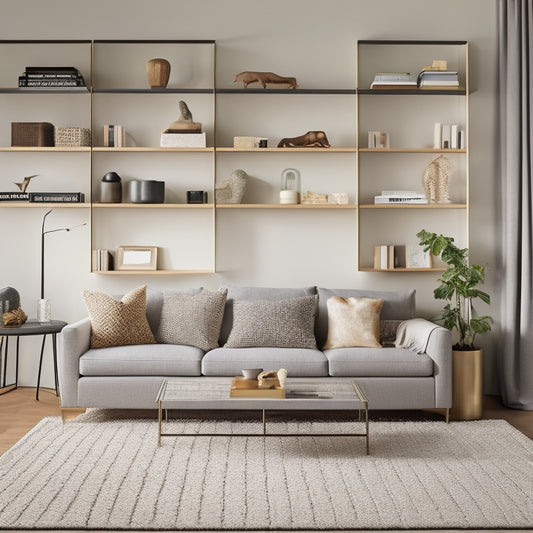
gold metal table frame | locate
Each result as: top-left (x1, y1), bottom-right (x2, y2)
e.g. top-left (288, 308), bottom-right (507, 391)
top-left (156, 379), bottom-right (370, 454)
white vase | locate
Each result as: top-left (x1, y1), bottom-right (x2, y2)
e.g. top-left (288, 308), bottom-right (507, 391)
top-left (37, 299), bottom-right (51, 322)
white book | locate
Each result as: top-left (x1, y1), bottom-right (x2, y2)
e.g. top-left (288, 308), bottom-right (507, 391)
top-left (374, 195), bottom-right (428, 204)
top-left (160, 132), bottom-right (206, 148)
top-left (433, 123), bottom-right (442, 149)
top-left (459, 130), bottom-right (466, 149)
top-left (381, 190), bottom-right (419, 196)
top-left (451, 124), bottom-right (458, 149)
top-left (441, 124), bottom-right (451, 149)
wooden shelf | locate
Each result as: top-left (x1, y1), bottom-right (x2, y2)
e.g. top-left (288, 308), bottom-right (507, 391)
top-left (0, 202), bottom-right (90, 208)
top-left (359, 267), bottom-right (446, 272)
top-left (92, 203), bottom-right (213, 209)
top-left (359, 148), bottom-right (466, 153)
top-left (92, 88), bottom-right (213, 94)
top-left (216, 203), bottom-right (357, 209)
top-left (358, 88), bottom-right (466, 95)
top-left (92, 147), bottom-right (213, 152)
top-left (216, 88), bottom-right (356, 95)
top-left (216, 147), bottom-right (356, 153)
top-left (93, 269), bottom-right (215, 275)
top-left (0, 146), bottom-right (91, 152)
top-left (359, 204), bottom-right (467, 209)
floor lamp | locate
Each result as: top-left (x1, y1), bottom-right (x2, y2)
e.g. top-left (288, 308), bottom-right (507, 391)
top-left (38, 209), bottom-right (86, 322)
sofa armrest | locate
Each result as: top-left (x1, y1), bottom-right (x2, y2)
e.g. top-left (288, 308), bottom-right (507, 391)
top-left (395, 318), bottom-right (452, 408)
top-left (58, 317), bottom-right (91, 407)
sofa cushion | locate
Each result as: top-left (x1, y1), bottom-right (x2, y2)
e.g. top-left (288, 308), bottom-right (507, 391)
top-left (79, 344), bottom-right (203, 376)
top-left (145, 287), bottom-right (202, 334)
top-left (219, 286), bottom-right (317, 345)
top-left (224, 295), bottom-right (318, 349)
top-left (325, 347), bottom-right (434, 377)
top-left (202, 347), bottom-right (328, 377)
top-left (156, 289), bottom-right (227, 351)
top-left (323, 296), bottom-right (383, 349)
top-left (82, 285), bottom-right (155, 349)
top-left (317, 288), bottom-right (416, 348)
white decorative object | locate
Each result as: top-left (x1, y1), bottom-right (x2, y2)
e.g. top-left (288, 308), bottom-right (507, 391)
top-left (277, 368), bottom-right (288, 388)
top-left (37, 298), bottom-right (51, 322)
top-left (422, 155), bottom-right (452, 204)
top-left (280, 168), bottom-right (301, 204)
top-left (406, 245), bottom-right (432, 269)
top-left (160, 132), bottom-right (206, 147)
top-left (215, 169), bottom-right (248, 204)
top-left (327, 192), bottom-right (349, 204)
top-left (233, 136), bottom-right (268, 148)
top-left (301, 191), bottom-right (349, 204)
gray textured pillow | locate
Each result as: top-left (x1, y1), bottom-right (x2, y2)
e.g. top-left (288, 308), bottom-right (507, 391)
top-left (224, 295), bottom-right (318, 349)
top-left (156, 289), bottom-right (227, 351)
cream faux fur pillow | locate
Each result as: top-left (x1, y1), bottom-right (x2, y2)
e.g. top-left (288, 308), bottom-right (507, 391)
top-left (323, 296), bottom-right (383, 349)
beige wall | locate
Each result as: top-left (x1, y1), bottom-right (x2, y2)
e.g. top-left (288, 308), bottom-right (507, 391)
top-left (0, 0), bottom-right (500, 392)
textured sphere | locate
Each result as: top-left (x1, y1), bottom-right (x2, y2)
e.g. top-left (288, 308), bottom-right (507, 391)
top-left (0, 286), bottom-right (20, 315)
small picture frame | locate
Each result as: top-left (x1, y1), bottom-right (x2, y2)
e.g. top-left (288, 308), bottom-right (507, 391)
top-left (406, 244), bottom-right (432, 269)
top-left (116, 246), bottom-right (158, 270)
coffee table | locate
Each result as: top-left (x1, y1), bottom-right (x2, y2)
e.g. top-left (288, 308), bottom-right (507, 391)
top-left (156, 378), bottom-right (369, 454)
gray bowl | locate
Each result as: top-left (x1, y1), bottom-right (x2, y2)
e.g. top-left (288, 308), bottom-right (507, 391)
top-left (242, 368), bottom-right (263, 380)
top-left (130, 180), bottom-right (165, 203)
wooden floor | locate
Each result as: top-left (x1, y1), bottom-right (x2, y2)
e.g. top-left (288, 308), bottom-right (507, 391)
top-left (1, 387), bottom-right (532, 455)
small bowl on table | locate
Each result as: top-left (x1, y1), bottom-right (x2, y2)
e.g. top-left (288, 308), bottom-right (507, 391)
top-left (242, 368), bottom-right (263, 380)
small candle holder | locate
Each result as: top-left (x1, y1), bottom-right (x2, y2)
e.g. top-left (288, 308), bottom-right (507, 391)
top-left (280, 168), bottom-right (301, 204)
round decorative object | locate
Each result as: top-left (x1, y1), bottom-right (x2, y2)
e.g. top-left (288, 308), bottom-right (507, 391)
top-left (146, 58), bottom-right (171, 89)
top-left (0, 286), bottom-right (20, 315)
top-left (100, 172), bottom-right (122, 203)
top-left (129, 180), bottom-right (165, 203)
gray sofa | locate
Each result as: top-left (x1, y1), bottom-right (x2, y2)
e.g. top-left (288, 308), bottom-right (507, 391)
top-left (58, 286), bottom-right (452, 415)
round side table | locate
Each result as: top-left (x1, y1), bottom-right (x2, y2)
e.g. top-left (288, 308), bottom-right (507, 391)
top-left (0, 320), bottom-right (67, 400)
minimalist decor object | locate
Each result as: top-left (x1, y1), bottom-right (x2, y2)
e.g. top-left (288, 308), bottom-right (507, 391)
top-left (0, 286), bottom-right (21, 315)
top-left (301, 191), bottom-right (349, 204)
top-left (100, 171), bottom-right (122, 203)
top-left (323, 296), bottom-right (384, 349)
top-left (2, 307), bottom-right (27, 327)
top-left (187, 190), bottom-right (208, 204)
top-left (156, 289), bottom-right (228, 351)
top-left (257, 370), bottom-right (281, 389)
top-left (367, 131), bottom-right (390, 148)
top-left (161, 100), bottom-right (205, 147)
top-left (215, 169), bottom-right (248, 204)
top-left (54, 127), bottom-right (90, 147)
top-left (280, 167), bottom-right (301, 204)
top-left (146, 58), bottom-right (171, 88)
top-left (234, 71), bottom-right (298, 89)
top-left (81, 285), bottom-right (156, 349)
top-left (116, 246), bottom-right (158, 271)
top-left (103, 124), bottom-right (126, 147)
top-left (422, 154), bottom-right (452, 204)
top-left (129, 180), bottom-right (165, 203)
top-left (241, 368), bottom-right (262, 380)
top-left (13, 174), bottom-right (37, 193)
top-left (39, 210), bottom-right (86, 322)
top-left (278, 130), bottom-right (330, 148)
top-left (164, 100), bottom-right (201, 132)
top-left (233, 136), bottom-right (268, 148)
top-left (11, 122), bottom-right (54, 147)
top-left (405, 244), bottom-right (432, 269)
top-left (277, 368), bottom-right (288, 387)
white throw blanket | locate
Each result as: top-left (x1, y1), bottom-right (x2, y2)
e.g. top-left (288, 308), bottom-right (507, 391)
top-left (395, 318), bottom-right (439, 354)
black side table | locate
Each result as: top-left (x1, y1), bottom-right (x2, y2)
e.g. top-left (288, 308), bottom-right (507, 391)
top-left (0, 320), bottom-right (67, 400)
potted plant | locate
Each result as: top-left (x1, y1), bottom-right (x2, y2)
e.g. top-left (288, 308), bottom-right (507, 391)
top-left (417, 229), bottom-right (493, 420)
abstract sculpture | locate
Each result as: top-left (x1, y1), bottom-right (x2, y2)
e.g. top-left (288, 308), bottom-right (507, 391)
top-left (422, 155), bottom-right (452, 204)
top-left (164, 100), bottom-right (202, 132)
top-left (234, 71), bottom-right (298, 89)
top-left (215, 169), bottom-right (248, 204)
top-left (278, 131), bottom-right (330, 148)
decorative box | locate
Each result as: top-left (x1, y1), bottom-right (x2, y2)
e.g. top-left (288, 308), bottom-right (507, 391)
top-left (233, 136), bottom-right (268, 148)
top-left (11, 122), bottom-right (54, 147)
top-left (54, 127), bottom-right (91, 147)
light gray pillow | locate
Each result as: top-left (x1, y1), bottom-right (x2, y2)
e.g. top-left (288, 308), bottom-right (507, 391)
top-left (224, 295), bottom-right (318, 349)
top-left (156, 289), bottom-right (227, 351)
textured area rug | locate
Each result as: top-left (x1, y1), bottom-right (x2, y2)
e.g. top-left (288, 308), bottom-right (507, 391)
top-left (0, 415), bottom-right (532, 530)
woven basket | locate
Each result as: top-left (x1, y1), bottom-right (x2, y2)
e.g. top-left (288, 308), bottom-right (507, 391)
top-left (54, 127), bottom-right (91, 147)
top-left (11, 122), bottom-right (54, 147)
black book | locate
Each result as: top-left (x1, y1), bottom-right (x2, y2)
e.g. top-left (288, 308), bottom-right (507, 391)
top-left (0, 192), bottom-right (29, 201)
top-left (29, 192), bottom-right (85, 203)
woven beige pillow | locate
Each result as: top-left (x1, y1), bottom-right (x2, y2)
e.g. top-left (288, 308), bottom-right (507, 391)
top-left (82, 285), bottom-right (156, 349)
top-left (323, 296), bottom-right (383, 349)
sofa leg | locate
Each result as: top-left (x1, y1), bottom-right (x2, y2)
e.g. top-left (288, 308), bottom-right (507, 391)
top-left (61, 407), bottom-right (86, 423)
top-left (445, 408), bottom-right (450, 423)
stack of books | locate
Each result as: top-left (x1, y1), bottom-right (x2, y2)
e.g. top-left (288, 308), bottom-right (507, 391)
top-left (417, 69), bottom-right (459, 89)
top-left (374, 245), bottom-right (406, 269)
top-left (18, 66), bottom-right (85, 88)
top-left (92, 249), bottom-right (114, 271)
top-left (433, 123), bottom-right (465, 149)
top-left (370, 72), bottom-right (417, 89)
top-left (103, 125), bottom-right (126, 147)
top-left (374, 190), bottom-right (428, 204)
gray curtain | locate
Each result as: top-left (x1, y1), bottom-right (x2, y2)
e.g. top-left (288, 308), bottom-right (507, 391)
top-left (499, 0), bottom-right (533, 409)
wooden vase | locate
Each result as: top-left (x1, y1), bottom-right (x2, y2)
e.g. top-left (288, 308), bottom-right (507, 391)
top-left (146, 58), bottom-right (171, 88)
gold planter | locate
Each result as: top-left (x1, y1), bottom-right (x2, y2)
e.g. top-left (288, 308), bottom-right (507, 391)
top-left (450, 349), bottom-right (483, 421)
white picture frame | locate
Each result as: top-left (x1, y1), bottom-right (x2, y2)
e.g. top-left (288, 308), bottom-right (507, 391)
top-left (116, 246), bottom-right (158, 270)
